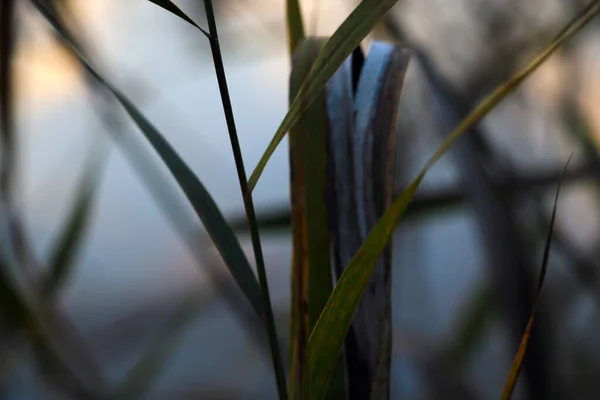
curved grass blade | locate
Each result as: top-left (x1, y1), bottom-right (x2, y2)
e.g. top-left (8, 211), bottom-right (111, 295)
top-left (44, 143), bottom-right (108, 298)
top-left (146, 0), bottom-right (209, 38)
top-left (0, 254), bottom-right (105, 398)
top-left (444, 285), bottom-right (495, 367)
top-left (305, 177), bottom-right (422, 399)
top-left (113, 91), bottom-right (266, 318)
top-left (32, 2), bottom-right (279, 380)
top-left (3, 2), bottom-right (97, 393)
top-left (500, 153), bottom-right (573, 400)
top-left (305, 2), bottom-right (600, 397)
top-left (38, 0), bottom-right (270, 355)
top-left (248, 0), bottom-right (405, 192)
top-left (29, 0), bottom-right (265, 318)
top-left (286, 0), bottom-right (306, 54)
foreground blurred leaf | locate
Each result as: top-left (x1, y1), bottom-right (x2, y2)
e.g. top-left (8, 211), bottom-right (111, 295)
top-left (0, 253), bottom-right (104, 398)
top-left (34, 2), bottom-right (277, 381)
top-left (3, 213), bottom-right (108, 396)
top-left (1, 3), bottom-right (107, 396)
top-left (248, 0), bottom-right (406, 191)
top-left (114, 291), bottom-right (214, 400)
top-left (305, 2), bottom-right (600, 397)
top-left (444, 286), bottom-right (495, 367)
top-left (0, 267), bottom-right (30, 336)
top-left (44, 143), bottom-right (108, 298)
top-left (500, 154), bottom-right (572, 400)
top-left (146, 0), bottom-right (209, 37)
top-left (30, 0), bottom-right (265, 318)
top-left (0, 0), bottom-right (15, 201)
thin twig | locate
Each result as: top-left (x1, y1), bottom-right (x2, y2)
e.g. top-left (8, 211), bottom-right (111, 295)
top-left (228, 162), bottom-right (600, 231)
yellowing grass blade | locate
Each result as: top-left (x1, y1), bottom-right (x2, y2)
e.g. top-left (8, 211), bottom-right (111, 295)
top-left (305, 2), bottom-right (600, 398)
top-left (500, 154), bottom-right (573, 400)
top-left (288, 38), bottom-right (345, 400)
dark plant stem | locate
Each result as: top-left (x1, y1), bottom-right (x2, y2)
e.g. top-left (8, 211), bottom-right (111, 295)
top-left (0, 0), bottom-right (15, 199)
top-left (202, 2), bottom-right (287, 399)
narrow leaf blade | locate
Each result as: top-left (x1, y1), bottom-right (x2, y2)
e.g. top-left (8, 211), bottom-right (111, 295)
top-left (44, 144), bottom-right (107, 297)
top-left (305, 2), bottom-right (600, 397)
top-left (146, 0), bottom-right (209, 37)
top-left (248, 0), bottom-right (404, 191)
top-left (286, 0), bottom-right (306, 54)
top-left (31, 0), bottom-right (265, 318)
top-left (114, 91), bottom-right (265, 317)
top-left (114, 291), bottom-right (213, 400)
top-left (306, 177), bottom-right (422, 399)
top-left (500, 154), bottom-right (573, 400)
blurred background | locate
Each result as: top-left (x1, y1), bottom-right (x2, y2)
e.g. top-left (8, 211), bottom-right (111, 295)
top-left (4, 0), bottom-right (600, 398)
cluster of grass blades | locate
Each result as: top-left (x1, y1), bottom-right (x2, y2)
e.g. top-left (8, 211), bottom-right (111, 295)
top-left (0, 0), bottom-right (599, 398)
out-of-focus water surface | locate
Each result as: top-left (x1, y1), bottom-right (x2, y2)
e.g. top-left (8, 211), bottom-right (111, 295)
top-left (8, 0), bottom-right (600, 398)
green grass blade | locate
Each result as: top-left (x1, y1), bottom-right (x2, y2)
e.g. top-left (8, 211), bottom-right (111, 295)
top-left (146, 0), bottom-right (209, 38)
top-left (44, 143), bottom-right (108, 298)
top-left (112, 91), bottom-right (265, 317)
top-left (248, 0), bottom-right (405, 192)
top-left (30, 0), bottom-right (265, 318)
top-left (286, 0), bottom-right (306, 54)
top-left (500, 153), bottom-right (573, 400)
top-left (305, 176), bottom-right (422, 399)
top-left (0, 253), bottom-right (104, 397)
top-left (305, 2), bottom-right (600, 397)
top-left (288, 38), bottom-right (344, 399)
